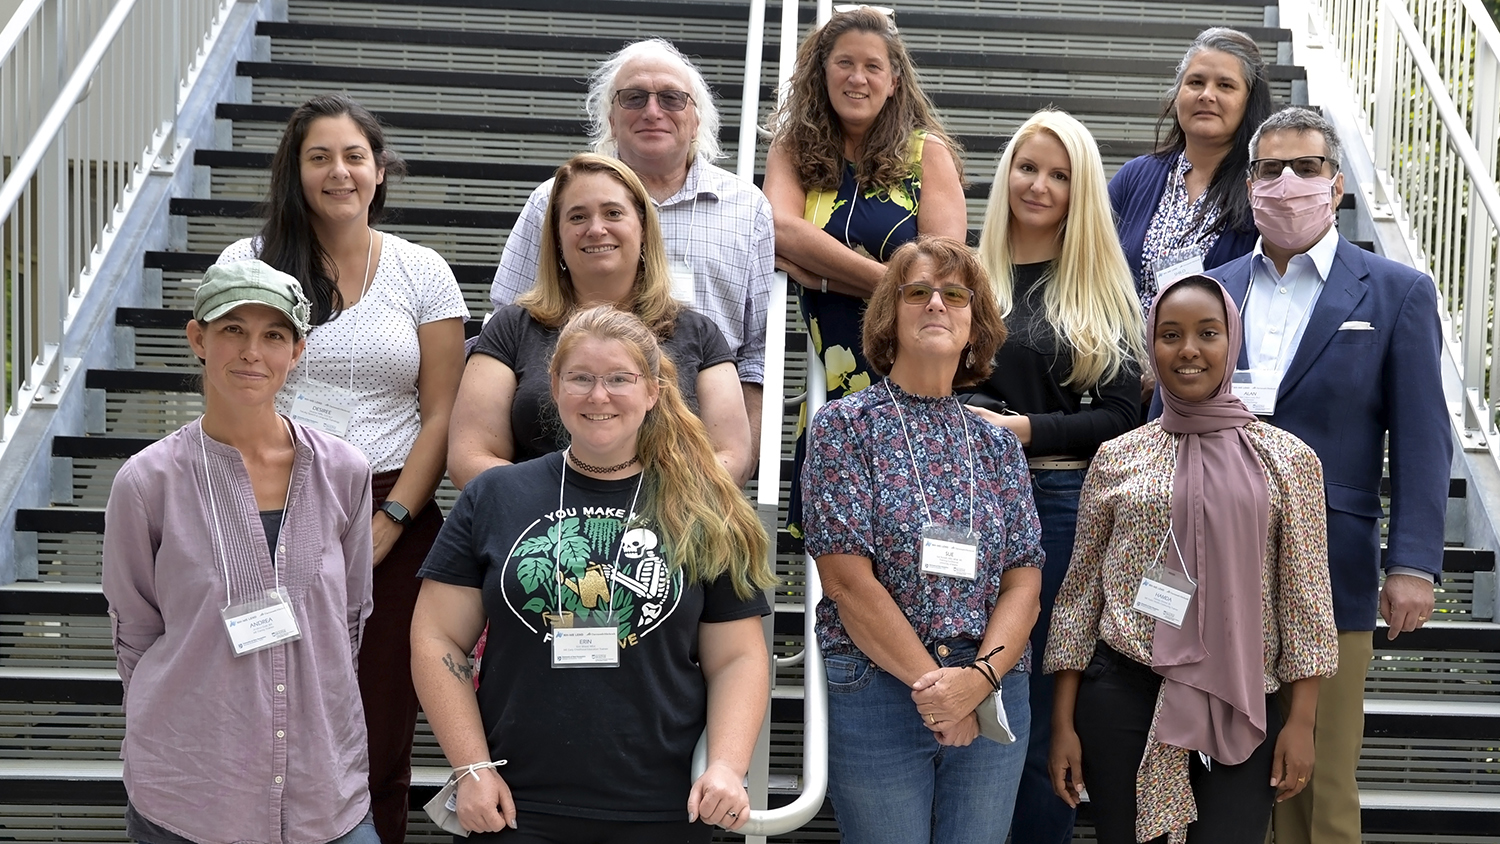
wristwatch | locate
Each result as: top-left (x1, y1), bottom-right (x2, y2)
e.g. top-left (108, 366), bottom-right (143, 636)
top-left (379, 500), bottom-right (414, 527)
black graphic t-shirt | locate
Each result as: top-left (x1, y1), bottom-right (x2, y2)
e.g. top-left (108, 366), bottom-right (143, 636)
top-left (418, 452), bottom-right (769, 821)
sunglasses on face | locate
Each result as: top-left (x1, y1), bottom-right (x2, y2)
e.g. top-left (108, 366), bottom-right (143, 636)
top-left (898, 283), bottom-right (975, 308)
top-left (613, 88), bottom-right (694, 112)
top-left (1247, 156), bottom-right (1336, 181)
top-left (560, 371), bottom-right (645, 395)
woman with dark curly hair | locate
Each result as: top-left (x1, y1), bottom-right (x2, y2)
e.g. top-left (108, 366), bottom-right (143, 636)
top-left (763, 6), bottom-right (966, 535)
top-left (218, 93), bottom-right (469, 844)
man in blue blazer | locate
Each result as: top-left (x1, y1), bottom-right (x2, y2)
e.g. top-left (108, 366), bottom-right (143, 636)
top-left (1205, 108), bottom-right (1449, 844)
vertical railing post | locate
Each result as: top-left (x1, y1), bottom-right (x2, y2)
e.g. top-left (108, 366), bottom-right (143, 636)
top-left (1471, 34), bottom-right (1500, 434)
top-left (35, 0), bottom-right (67, 396)
top-left (1372, 0), bottom-right (1397, 190)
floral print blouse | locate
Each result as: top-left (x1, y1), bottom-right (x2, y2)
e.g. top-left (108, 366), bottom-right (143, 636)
top-left (1044, 420), bottom-right (1338, 843)
top-left (1137, 152), bottom-right (1225, 308)
top-left (802, 380), bottom-right (1045, 670)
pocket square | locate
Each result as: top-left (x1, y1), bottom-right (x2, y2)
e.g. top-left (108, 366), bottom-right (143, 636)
top-left (1338, 320), bottom-right (1375, 331)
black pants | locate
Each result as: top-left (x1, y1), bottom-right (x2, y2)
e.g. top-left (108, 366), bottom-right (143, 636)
top-left (1075, 642), bottom-right (1282, 844)
top-left (467, 812), bottom-right (714, 844)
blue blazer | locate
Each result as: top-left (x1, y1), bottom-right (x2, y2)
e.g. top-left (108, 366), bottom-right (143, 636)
top-left (1110, 152), bottom-right (1259, 290)
top-left (1208, 238), bottom-right (1451, 630)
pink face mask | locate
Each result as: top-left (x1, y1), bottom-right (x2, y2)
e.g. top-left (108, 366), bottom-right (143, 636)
top-left (1250, 171), bottom-right (1336, 251)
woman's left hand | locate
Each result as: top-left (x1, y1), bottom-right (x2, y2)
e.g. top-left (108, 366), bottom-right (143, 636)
top-left (1270, 719), bottom-right (1315, 802)
top-left (911, 666), bottom-right (991, 729)
top-left (371, 513), bottom-right (404, 567)
top-left (963, 406), bottom-right (1032, 447)
top-left (687, 761), bottom-right (750, 830)
top-left (936, 712), bottom-right (980, 747)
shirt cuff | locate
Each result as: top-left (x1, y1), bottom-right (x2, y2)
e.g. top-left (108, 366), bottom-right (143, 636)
top-left (1385, 566), bottom-right (1436, 583)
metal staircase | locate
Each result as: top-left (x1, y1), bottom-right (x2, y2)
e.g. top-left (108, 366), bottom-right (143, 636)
top-left (1, 0), bottom-right (1496, 841)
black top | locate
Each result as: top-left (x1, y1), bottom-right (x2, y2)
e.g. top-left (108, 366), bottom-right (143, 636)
top-left (418, 452), bottom-right (769, 822)
top-left (471, 305), bottom-right (735, 462)
top-left (974, 261), bottom-right (1141, 457)
top-left (260, 509), bottom-right (283, 562)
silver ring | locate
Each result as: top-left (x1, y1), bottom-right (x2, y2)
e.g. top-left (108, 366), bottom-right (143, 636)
top-left (727, 810), bottom-right (738, 819)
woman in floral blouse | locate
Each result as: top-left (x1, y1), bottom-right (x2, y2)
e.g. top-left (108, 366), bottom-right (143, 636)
top-left (1044, 276), bottom-right (1337, 844)
top-left (802, 236), bottom-right (1044, 844)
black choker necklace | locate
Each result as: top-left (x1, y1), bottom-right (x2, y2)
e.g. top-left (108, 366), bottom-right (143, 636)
top-left (567, 450), bottom-right (640, 475)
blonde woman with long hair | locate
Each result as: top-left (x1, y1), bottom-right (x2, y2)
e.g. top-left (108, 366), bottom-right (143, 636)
top-left (448, 153), bottom-right (752, 490)
top-left (413, 305), bottom-right (775, 842)
top-left (968, 108), bottom-right (1146, 844)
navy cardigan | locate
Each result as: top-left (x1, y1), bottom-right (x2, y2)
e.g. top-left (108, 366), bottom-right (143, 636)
top-left (1109, 152), bottom-right (1259, 294)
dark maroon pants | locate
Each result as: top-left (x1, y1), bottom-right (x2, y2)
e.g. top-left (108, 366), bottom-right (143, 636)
top-left (359, 470), bottom-right (443, 844)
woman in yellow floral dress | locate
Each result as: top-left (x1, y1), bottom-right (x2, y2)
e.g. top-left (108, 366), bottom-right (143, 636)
top-left (763, 6), bottom-right (967, 534)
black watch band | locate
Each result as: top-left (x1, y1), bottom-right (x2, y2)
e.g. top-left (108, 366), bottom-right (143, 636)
top-left (379, 500), bottom-right (414, 527)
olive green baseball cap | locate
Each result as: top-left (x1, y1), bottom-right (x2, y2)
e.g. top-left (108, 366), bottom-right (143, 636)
top-left (194, 260), bottom-right (312, 338)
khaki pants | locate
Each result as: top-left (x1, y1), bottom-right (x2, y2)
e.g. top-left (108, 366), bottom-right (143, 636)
top-left (1271, 631), bottom-right (1374, 844)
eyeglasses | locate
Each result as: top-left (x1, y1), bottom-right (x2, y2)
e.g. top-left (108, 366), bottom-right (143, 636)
top-left (613, 88), bottom-right (694, 112)
top-left (560, 371), bottom-right (645, 395)
top-left (1247, 156), bottom-right (1336, 181)
top-left (898, 283), bottom-right (975, 308)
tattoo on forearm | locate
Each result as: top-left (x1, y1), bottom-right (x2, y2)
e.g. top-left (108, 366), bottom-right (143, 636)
top-left (443, 652), bottom-right (474, 683)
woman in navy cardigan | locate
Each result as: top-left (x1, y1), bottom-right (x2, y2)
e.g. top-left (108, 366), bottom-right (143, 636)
top-left (1110, 29), bottom-right (1274, 304)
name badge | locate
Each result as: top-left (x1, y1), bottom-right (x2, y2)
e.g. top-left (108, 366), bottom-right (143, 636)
top-left (221, 586), bottom-right (302, 656)
top-left (1231, 369), bottom-right (1280, 416)
top-left (1132, 564), bottom-right (1197, 628)
top-left (289, 379), bottom-right (355, 438)
top-left (1151, 249), bottom-right (1205, 289)
top-left (920, 524), bottom-right (980, 580)
top-left (669, 260), bottom-right (695, 305)
top-left (551, 623), bottom-right (620, 668)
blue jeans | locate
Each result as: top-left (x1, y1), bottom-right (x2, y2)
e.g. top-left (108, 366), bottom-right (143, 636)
top-left (825, 639), bottom-right (1031, 844)
top-left (1011, 468), bottom-right (1085, 844)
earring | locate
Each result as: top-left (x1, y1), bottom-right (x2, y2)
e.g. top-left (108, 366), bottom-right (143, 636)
top-left (965, 346), bottom-right (976, 368)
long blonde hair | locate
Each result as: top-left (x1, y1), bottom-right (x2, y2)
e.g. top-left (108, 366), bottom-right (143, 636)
top-left (517, 154), bottom-right (681, 337)
top-left (549, 306), bottom-right (774, 598)
top-left (977, 110), bottom-right (1145, 389)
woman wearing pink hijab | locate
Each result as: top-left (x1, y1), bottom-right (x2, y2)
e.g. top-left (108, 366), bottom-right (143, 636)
top-left (1041, 275), bottom-right (1337, 844)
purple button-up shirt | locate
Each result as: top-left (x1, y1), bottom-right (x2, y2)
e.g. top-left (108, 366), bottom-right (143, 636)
top-left (104, 418), bottom-right (374, 844)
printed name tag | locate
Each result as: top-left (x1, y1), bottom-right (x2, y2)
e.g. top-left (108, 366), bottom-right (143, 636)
top-left (221, 587), bottom-right (302, 656)
top-left (1152, 250), bottom-right (1205, 289)
top-left (669, 260), bottom-right (695, 305)
top-left (1232, 370), bottom-right (1280, 416)
top-left (1132, 564), bottom-right (1197, 628)
top-left (289, 379), bottom-right (355, 438)
top-left (551, 625), bottom-right (620, 668)
top-left (920, 524), bottom-right (980, 580)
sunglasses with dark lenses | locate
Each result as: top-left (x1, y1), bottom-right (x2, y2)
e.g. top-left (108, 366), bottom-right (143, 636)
top-left (1248, 155), bottom-right (1335, 181)
top-left (898, 283), bottom-right (975, 308)
top-left (613, 88), bottom-right (694, 112)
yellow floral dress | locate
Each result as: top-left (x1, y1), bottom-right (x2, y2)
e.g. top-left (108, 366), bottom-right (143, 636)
top-left (789, 131), bottom-right (927, 536)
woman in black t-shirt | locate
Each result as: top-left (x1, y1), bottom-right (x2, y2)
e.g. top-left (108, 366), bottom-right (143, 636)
top-left (448, 153), bottom-right (753, 490)
top-left (412, 305), bottom-right (776, 842)
top-left (969, 109), bottom-right (1148, 843)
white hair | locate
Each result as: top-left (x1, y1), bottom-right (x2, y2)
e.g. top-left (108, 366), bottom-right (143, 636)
top-left (584, 38), bottom-right (723, 162)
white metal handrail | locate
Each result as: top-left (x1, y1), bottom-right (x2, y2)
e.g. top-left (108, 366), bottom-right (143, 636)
top-left (0, 0), bottom-right (231, 453)
top-left (707, 0), bottom-right (831, 837)
top-left (1314, 0), bottom-right (1500, 447)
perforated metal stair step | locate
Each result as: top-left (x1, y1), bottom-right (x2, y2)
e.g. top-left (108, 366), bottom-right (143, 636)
top-left (144, 250), bottom-right (496, 289)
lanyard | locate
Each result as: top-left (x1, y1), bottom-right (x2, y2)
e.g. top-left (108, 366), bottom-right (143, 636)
top-left (1151, 518), bottom-right (1196, 586)
top-left (885, 381), bottom-right (975, 536)
top-left (199, 416), bottom-right (296, 609)
top-left (556, 451), bottom-right (644, 620)
top-left (299, 227), bottom-right (374, 395)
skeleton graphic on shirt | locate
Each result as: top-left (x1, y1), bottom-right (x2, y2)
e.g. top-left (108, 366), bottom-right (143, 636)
top-left (504, 511), bottom-right (682, 644)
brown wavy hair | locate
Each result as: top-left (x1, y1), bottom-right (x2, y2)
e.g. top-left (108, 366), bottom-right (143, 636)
top-left (549, 306), bottom-right (774, 598)
top-left (863, 237), bottom-right (1005, 388)
top-left (768, 7), bottom-right (963, 192)
top-left (515, 154), bottom-right (680, 337)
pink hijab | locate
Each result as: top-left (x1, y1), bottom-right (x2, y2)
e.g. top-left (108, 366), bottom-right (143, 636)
top-left (1147, 275), bottom-right (1269, 767)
